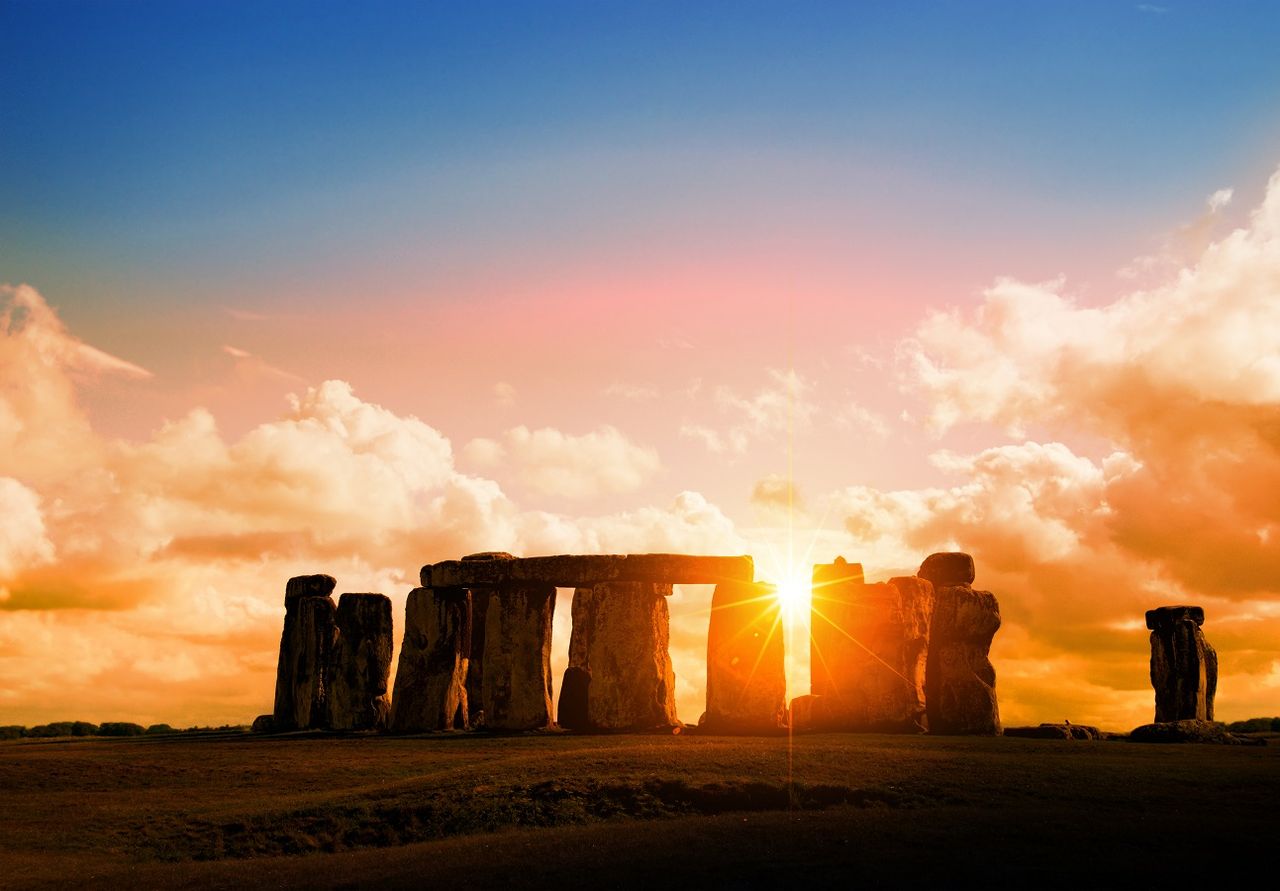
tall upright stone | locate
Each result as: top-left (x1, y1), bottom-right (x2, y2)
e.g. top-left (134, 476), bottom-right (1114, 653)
top-left (389, 587), bottom-right (471, 732)
top-left (809, 558), bottom-right (865, 699)
top-left (557, 587), bottom-right (595, 730)
top-left (923, 553), bottom-right (1001, 736)
top-left (327, 593), bottom-right (394, 731)
top-left (465, 588), bottom-right (491, 726)
top-left (482, 583), bottom-right (557, 731)
top-left (1146, 605), bottom-right (1217, 722)
top-left (560, 582), bottom-right (679, 732)
top-left (703, 581), bottom-right (787, 733)
top-left (273, 575), bottom-right (338, 731)
top-left (822, 576), bottom-right (935, 733)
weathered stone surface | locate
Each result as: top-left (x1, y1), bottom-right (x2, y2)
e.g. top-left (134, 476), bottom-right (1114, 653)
top-left (389, 587), bottom-right (470, 733)
top-left (465, 588), bottom-right (491, 727)
top-left (482, 583), bottom-right (557, 731)
top-left (1129, 719), bottom-right (1254, 745)
top-left (557, 587), bottom-right (595, 730)
top-left (917, 552), bottom-right (976, 589)
top-left (820, 576), bottom-right (935, 733)
top-left (575, 582), bottom-right (680, 732)
top-left (1004, 723), bottom-right (1101, 741)
top-left (284, 574), bottom-right (337, 603)
top-left (424, 554), bottom-right (754, 589)
top-left (327, 593), bottom-right (394, 731)
top-left (1146, 605), bottom-right (1217, 722)
top-left (251, 714), bottom-right (276, 733)
top-left (925, 584), bottom-right (1001, 735)
top-left (788, 694), bottom-right (832, 731)
top-left (810, 558), bottom-right (864, 699)
top-left (272, 594), bottom-right (337, 731)
top-left (703, 581), bottom-right (787, 733)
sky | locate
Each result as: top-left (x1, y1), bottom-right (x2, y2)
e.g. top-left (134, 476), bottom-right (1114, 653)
top-left (2, 1), bottom-right (1279, 729)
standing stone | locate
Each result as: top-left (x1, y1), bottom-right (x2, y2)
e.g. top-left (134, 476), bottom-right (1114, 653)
top-left (465, 588), bottom-right (491, 727)
top-left (810, 558), bottom-right (865, 699)
top-left (557, 587), bottom-right (596, 730)
top-left (1146, 605), bottom-right (1217, 722)
top-left (917, 553), bottom-right (975, 589)
top-left (482, 583), bottom-right (557, 731)
top-left (924, 553), bottom-right (1001, 735)
top-left (572, 582), bottom-right (679, 731)
top-left (327, 593), bottom-right (394, 731)
top-left (389, 587), bottom-right (471, 733)
top-left (703, 581), bottom-right (787, 733)
top-left (273, 577), bottom-right (338, 731)
top-left (823, 576), bottom-right (936, 733)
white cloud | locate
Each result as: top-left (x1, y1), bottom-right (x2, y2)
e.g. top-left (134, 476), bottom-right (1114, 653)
top-left (468, 425), bottom-right (661, 499)
top-left (682, 368), bottom-right (818, 454)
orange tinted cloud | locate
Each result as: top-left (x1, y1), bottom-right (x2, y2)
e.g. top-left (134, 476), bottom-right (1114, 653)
top-left (838, 169), bottom-right (1280, 726)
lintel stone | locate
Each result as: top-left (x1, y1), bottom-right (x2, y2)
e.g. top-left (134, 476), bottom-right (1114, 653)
top-left (421, 553), bottom-right (753, 589)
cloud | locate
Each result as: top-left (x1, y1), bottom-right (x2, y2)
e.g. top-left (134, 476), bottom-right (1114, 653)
top-left (464, 425), bottom-right (661, 498)
top-left (751, 475), bottom-right (804, 514)
top-left (222, 344), bottom-right (305, 383)
top-left (681, 368), bottom-right (817, 454)
top-left (0, 478), bottom-right (55, 598)
top-left (0, 287), bottom-right (746, 723)
top-left (843, 168), bottom-right (1280, 725)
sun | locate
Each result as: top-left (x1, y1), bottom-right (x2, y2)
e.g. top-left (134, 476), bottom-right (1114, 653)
top-left (774, 572), bottom-right (811, 622)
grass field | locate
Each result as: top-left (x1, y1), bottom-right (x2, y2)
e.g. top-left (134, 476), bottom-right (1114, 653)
top-left (2, 730), bottom-right (1275, 889)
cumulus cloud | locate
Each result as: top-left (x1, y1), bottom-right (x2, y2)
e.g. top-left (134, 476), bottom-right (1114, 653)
top-left (0, 286), bottom-right (744, 724)
top-left (0, 478), bottom-right (55, 599)
top-left (681, 368), bottom-right (817, 454)
top-left (849, 168), bottom-right (1280, 725)
top-left (751, 475), bottom-right (804, 514)
top-left (463, 425), bottom-right (661, 499)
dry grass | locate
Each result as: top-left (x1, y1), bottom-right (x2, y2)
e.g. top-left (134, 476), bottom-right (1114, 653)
top-left (1, 730), bottom-right (1274, 888)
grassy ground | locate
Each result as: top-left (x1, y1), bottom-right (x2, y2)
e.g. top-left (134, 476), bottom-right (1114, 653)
top-left (1, 730), bottom-right (1274, 889)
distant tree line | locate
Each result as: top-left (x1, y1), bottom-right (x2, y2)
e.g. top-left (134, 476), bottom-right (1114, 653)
top-left (0, 722), bottom-right (249, 740)
top-left (1226, 717), bottom-right (1280, 733)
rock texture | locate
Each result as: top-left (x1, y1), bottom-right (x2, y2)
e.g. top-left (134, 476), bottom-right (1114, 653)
top-left (917, 553), bottom-right (975, 589)
top-left (389, 587), bottom-right (471, 733)
top-left (424, 554), bottom-right (754, 588)
top-left (465, 588), bottom-right (491, 727)
top-left (809, 558), bottom-right (865, 699)
top-left (482, 583), bottom-right (557, 731)
top-left (1146, 605), bottom-right (1217, 723)
top-left (1129, 719), bottom-right (1253, 745)
top-left (272, 589), bottom-right (337, 731)
top-left (923, 554), bottom-right (1001, 736)
top-left (285, 574), bottom-right (337, 602)
top-left (703, 581), bottom-right (787, 733)
top-left (566, 582), bottom-right (680, 732)
top-left (823, 576), bottom-right (935, 733)
top-left (556, 587), bottom-right (595, 730)
top-left (1004, 723), bottom-right (1101, 741)
top-left (327, 593), bottom-right (394, 731)
top-left (251, 714), bottom-right (276, 733)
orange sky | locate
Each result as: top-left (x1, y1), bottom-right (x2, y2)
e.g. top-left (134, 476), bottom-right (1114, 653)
top-left (4, 169), bottom-right (1280, 729)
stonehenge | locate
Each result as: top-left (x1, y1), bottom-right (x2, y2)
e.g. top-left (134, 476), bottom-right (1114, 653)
top-left (1146, 605), bottom-right (1217, 723)
top-left (327, 593), bottom-right (394, 731)
top-left (924, 563), bottom-right (1002, 737)
top-left (273, 579), bottom-right (337, 731)
top-left (267, 550), bottom-right (1009, 738)
top-left (703, 581), bottom-right (788, 732)
top-left (558, 582), bottom-right (680, 732)
top-left (273, 577), bottom-right (394, 732)
top-left (388, 587), bottom-right (471, 733)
